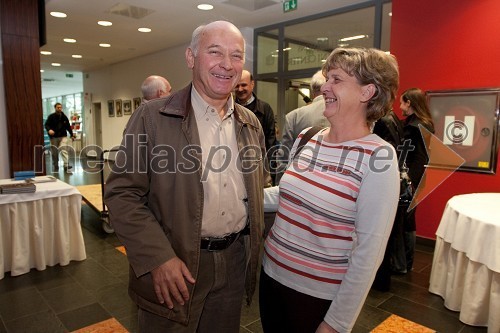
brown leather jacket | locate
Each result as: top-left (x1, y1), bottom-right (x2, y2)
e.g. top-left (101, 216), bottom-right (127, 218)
top-left (104, 84), bottom-right (269, 324)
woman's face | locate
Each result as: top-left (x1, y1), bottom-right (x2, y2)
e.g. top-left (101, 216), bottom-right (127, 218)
top-left (321, 68), bottom-right (365, 120)
top-left (400, 96), bottom-right (412, 116)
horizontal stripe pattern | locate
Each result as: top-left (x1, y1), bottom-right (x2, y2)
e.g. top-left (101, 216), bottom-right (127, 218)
top-left (263, 132), bottom-right (389, 300)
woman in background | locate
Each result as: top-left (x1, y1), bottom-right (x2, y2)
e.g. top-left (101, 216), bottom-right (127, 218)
top-left (259, 47), bottom-right (400, 333)
top-left (397, 87), bottom-right (435, 273)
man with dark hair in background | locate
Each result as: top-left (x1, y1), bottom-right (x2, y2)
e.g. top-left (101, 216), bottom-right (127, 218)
top-left (44, 102), bottom-right (75, 173)
top-left (235, 70), bottom-right (277, 151)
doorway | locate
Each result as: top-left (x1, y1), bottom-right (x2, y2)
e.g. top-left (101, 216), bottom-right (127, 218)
top-left (93, 102), bottom-right (102, 149)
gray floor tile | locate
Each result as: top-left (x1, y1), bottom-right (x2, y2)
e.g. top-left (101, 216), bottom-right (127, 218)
top-left (3, 309), bottom-right (66, 333)
top-left (0, 287), bottom-right (49, 320)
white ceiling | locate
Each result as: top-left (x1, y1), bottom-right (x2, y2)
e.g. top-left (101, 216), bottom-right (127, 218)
top-left (41, 0), bottom-right (365, 97)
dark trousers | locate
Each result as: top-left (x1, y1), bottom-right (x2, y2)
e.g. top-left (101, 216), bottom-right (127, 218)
top-left (373, 205), bottom-right (406, 291)
top-left (138, 236), bottom-right (247, 333)
top-left (259, 269), bottom-right (331, 333)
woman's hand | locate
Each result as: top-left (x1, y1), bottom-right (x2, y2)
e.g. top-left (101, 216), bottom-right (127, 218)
top-left (316, 321), bottom-right (339, 333)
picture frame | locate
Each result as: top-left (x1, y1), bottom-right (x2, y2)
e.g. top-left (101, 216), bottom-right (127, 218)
top-left (115, 99), bottom-right (123, 117)
top-left (107, 100), bottom-right (115, 117)
top-left (123, 100), bottom-right (132, 115)
top-left (133, 97), bottom-right (142, 111)
top-left (427, 88), bottom-right (500, 174)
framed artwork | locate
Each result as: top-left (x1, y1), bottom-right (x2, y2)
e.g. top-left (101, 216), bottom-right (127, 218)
top-left (427, 88), bottom-right (499, 174)
top-left (115, 99), bottom-right (123, 117)
top-left (123, 100), bottom-right (132, 115)
top-left (107, 100), bottom-right (115, 117)
top-left (133, 97), bottom-right (142, 111)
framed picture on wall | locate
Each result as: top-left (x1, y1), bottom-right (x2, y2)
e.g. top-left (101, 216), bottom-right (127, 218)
top-left (427, 88), bottom-right (500, 174)
top-left (123, 100), bottom-right (132, 115)
top-left (133, 97), bottom-right (142, 111)
top-left (107, 100), bottom-right (115, 117)
top-left (115, 99), bottom-right (123, 117)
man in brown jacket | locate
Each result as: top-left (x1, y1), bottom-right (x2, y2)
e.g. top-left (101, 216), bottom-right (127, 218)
top-left (104, 21), bottom-right (269, 332)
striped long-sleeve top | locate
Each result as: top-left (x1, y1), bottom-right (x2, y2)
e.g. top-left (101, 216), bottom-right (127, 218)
top-left (262, 128), bottom-right (399, 333)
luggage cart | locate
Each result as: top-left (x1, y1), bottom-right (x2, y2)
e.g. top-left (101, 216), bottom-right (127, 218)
top-left (99, 149), bottom-right (119, 233)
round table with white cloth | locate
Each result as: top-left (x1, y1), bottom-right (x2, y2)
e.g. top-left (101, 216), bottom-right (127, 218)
top-left (429, 192), bottom-right (500, 332)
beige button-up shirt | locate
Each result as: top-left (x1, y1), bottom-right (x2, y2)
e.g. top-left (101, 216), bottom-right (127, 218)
top-left (191, 87), bottom-right (248, 237)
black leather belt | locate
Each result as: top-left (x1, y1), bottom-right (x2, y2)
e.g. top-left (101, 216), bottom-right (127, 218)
top-left (200, 225), bottom-right (250, 251)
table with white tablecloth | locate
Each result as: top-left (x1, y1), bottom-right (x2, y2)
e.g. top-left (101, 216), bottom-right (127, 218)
top-left (429, 192), bottom-right (500, 332)
top-left (0, 179), bottom-right (86, 279)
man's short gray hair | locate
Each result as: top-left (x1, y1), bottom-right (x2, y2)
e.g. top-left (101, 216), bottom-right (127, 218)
top-left (310, 70), bottom-right (325, 94)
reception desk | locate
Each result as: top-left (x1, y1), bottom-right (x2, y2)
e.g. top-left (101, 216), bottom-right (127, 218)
top-left (429, 192), bottom-right (500, 332)
top-left (0, 179), bottom-right (86, 279)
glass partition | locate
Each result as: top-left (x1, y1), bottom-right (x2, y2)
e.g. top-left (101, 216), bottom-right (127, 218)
top-left (256, 30), bottom-right (279, 74)
top-left (283, 6), bottom-right (375, 72)
top-left (254, 1), bottom-right (391, 139)
top-left (381, 2), bottom-right (392, 51)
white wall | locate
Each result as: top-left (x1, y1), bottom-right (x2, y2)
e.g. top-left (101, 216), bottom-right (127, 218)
top-left (83, 43), bottom-right (191, 151)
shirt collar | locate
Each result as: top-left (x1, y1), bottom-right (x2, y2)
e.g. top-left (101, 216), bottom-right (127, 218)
top-left (238, 94), bottom-right (255, 106)
top-left (191, 86), bottom-right (234, 120)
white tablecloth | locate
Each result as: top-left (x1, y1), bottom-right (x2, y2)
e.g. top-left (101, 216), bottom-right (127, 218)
top-left (429, 193), bottom-right (500, 332)
top-left (0, 179), bottom-right (86, 279)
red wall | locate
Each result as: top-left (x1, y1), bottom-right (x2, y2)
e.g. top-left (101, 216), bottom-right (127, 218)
top-left (391, 0), bottom-right (500, 239)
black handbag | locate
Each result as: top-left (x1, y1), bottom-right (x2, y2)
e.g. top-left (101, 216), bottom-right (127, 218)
top-left (399, 162), bottom-right (414, 207)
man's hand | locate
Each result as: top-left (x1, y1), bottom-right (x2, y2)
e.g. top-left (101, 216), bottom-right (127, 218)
top-left (151, 257), bottom-right (196, 309)
top-left (48, 129), bottom-right (55, 136)
top-left (316, 321), bottom-right (339, 333)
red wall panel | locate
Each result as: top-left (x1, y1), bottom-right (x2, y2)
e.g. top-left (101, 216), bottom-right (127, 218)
top-left (391, 0), bottom-right (500, 239)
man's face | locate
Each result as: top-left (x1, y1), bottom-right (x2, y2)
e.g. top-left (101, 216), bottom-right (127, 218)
top-left (186, 22), bottom-right (245, 105)
top-left (55, 104), bottom-right (63, 113)
top-left (234, 71), bottom-right (254, 103)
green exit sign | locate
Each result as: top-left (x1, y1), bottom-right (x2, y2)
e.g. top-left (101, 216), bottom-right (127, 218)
top-left (283, 0), bottom-right (297, 12)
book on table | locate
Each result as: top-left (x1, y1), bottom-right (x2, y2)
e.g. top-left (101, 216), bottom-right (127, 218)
top-left (0, 182), bottom-right (36, 194)
top-left (25, 175), bottom-right (57, 183)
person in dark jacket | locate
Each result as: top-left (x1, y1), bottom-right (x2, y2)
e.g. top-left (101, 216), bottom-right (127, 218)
top-left (44, 102), bottom-right (75, 172)
top-left (372, 109), bottom-right (406, 290)
top-left (235, 70), bottom-right (277, 151)
top-left (398, 87), bottom-right (435, 272)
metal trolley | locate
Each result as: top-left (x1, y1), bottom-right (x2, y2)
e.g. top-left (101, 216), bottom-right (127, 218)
top-left (99, 149), bottom-right (119, 233)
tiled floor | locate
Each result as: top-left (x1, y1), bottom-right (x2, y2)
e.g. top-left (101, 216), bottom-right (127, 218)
top-left (0, 158), bottom-right (489, 332)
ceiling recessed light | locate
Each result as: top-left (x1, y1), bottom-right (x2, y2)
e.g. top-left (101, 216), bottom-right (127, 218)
top-left (99, 43), bottom-right (111, 48)
top-left (138, 27), bottom-right (151, 33)
top-left (40, 69), bottom-right (44, 73)
top-left (72, 54), bottom-right (82, 58)
top-left (40, 51), bottom-right (52, 55)
top-left (339, 35), bottom-right (369, 42)
top-left (51, 63), bottom-right (61, 67)
top-left (63, 38), bottom-right (76, 43)
top-left (197, 4), bottom-right (213, 10)
top-left (50, 12), bottom-right (67, 18)
top-left (98, 21), bottom-right (112, 26)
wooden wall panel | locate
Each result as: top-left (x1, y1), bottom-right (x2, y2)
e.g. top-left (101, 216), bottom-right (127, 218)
top-left (1, 0), bottom-right (44, 176)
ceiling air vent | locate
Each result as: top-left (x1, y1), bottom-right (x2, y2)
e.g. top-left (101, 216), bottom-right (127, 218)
top-left (109, 3), bottom-right (155, 19)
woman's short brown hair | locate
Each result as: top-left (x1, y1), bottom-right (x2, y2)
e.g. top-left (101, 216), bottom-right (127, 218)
top-left (322, 47), bottom-right (399, 123)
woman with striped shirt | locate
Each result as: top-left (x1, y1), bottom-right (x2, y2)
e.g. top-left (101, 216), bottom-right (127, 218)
top-left (260, 47), bottom-right (400, 333)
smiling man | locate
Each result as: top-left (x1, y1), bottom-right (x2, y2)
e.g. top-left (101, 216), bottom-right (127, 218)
top-left (104, 20), bottom-right (270, 332)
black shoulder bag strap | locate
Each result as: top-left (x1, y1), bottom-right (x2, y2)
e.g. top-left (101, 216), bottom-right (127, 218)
top-left (292, 126), bottom-right (323, 160)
